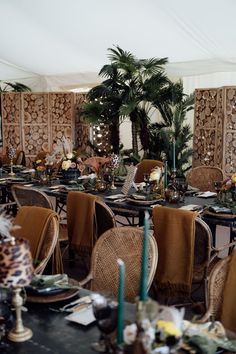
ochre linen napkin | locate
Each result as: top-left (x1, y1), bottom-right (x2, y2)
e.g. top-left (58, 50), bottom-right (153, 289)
top-left (221, 250), bottom-right (236, 333)
top-left (67, 191), bottom-right (97, 255)
top-left (152, 206), bottom-right (197, 296)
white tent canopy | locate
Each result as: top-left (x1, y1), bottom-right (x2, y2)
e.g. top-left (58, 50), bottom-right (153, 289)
top-left (1, 0), bottom-right (236, 92)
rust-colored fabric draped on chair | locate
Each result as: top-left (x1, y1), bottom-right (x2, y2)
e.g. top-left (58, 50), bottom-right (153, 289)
top-left (134, 159), bottom-right (163, 183)
top-left (186, 166), bottom-right (224, 192)
top-left (152, 206), bottom-right (198, 304)
top-left (67, 191), bottom-right (116, 257)
top-left (11, 206), bottom-right (62, 274)
top-left (67, 191), bottom-right (98, 257)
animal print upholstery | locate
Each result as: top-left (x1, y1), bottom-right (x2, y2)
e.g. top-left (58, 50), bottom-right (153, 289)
top-left (0, 238), bottom-right (33, 288)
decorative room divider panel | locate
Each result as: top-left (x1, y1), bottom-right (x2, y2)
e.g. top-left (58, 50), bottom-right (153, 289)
top-left (193, 86), bottom-right (236, 176)
top-left (1, 92), bottom-right (88, 166)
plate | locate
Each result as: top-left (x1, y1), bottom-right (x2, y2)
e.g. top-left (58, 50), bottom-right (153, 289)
top-left (26, 288), bottom-right (80, 303)
top-left (126, 197), bottom-right (162, 206)
top-left (26, 286), bottom-right (66, 296)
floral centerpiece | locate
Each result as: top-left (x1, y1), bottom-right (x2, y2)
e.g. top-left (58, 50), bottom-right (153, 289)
top-left (149, 167), bottom-right (163, 194)
top-left (216, 173), bottom-right (236, 211)
top-left (220, 173), bottom-right (236, 194)
top-left (122, 301), bottom-right (236, 354)
top-left (60, 137), bottom-right (85, 180)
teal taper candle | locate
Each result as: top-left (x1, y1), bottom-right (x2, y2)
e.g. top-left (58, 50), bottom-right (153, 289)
top-left (173, 140), bottom-right (176, 170)
top-left (117, 258), bottom-right (125, 345)
top-left (139, 211), bottom-right (149, 301)
top-left (164, 160), bottom-right (168, 189)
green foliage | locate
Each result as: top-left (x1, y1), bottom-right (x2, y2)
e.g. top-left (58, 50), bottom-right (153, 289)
top-left (0, 81), bottom-right (31, 92)
top-left (81, 46), bottom-right (178, 155)
top-left (81, 46), bottom-right (194, 166)
top-left (148, 85), bottom-right (194, 176)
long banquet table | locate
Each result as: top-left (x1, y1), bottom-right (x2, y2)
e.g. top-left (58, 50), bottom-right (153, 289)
top-left (1, 173), bottom-right (236, 246)
top-left (4, 288), bottom-right (134, 354)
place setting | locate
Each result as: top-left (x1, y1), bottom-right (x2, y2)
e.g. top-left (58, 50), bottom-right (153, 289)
top-left (25, 274), bottom-right (80, 304)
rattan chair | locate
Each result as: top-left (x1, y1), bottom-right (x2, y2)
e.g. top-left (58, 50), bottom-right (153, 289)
top-left (11, 184), bottom-right (54, 209)
top-left (186, 166), bottom-right (224, 192)
top-left (134, 159), bottom-right (163, 183)
top-left (11, 183), bottom-right (68, 247)
top-left (78, 226), bottom-right (158, 302)
top-left (199, 253), bottom-right (236, 338)
top-left (14, 150), bottom-right (26, 166)
top-left (12, 206), bottom-right (62, 274)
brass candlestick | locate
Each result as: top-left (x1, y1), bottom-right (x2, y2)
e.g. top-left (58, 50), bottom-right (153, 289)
top-left (8, 287), bottom-right (32, 342)
top-left (9, 159), bottom-right (15, 176)
top-left (0, 238), bottom-right (34, 343)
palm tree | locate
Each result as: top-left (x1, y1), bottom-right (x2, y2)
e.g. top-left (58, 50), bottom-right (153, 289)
top-left (108, 46), bottom-right (173, 156)
top-left (82, 46), bottom-right (181, 156)
top-left (148, 84), bottom-right (194, 176)
top-left (0, 81), bottom-right (31, 92)
top-left (81, 64), bottom-right (123, 154)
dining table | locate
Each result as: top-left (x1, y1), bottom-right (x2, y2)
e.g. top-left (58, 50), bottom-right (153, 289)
top-left (0, 169), bottom-right (235, 246)
top-left (3, 288), bottom-right (135, 354)
top-left (2, 286), bottom-right (230, 354)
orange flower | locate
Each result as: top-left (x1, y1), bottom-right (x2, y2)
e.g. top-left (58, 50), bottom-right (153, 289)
top-left (84, 156), bottom-right (111, 173)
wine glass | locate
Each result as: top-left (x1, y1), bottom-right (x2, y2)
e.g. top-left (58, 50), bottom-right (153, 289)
top-left (214, 181), bottom-right (222, 194)
top-left (176, 178), bottom-right (188, 203)
top-left (143, 173), bottom-right (150, 194)
top-left (91, 294), bottom-right (118, 353)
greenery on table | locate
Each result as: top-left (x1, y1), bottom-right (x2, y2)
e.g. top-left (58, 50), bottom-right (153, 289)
top-left (210, 198), bottom-right (236, 214)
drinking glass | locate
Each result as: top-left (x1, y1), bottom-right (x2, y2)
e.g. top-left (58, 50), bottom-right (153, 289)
top-left (176, 178), bottom-right (188, 203)
top-left (91, 294), bottom-right (118, 353)
top-left (214, 181), bottom-right (222, 194)
top-left (143, 173), bottom-right (150, 194)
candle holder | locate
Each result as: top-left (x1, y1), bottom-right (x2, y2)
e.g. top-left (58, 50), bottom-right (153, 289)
top-left (8, 287), bottom-right (32, 342)
top-left (164, 169), bottom-right (180, 203)
top-left (7, 145), bottom-right (17, 176)
top-left (91, 294), bottom-right (118, 353)
top-left (9, 159), bottom-right (15, 176)
top-left (110, 168), bottom-right (117, 190)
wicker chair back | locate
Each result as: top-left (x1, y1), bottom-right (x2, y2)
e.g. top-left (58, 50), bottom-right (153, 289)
top-left (11, 184), bottom-right (54, 209)
top-left (186, 166), bottom-right (224, 192)
top-left (87, 226), bottom-right (158, 302)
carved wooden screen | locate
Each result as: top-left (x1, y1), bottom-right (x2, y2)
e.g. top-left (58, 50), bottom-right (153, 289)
top-left (193, 86), bottom-right (236, 176)
top-left (193, 88), bottom-right (223, 168)
top-left (1, 93), bottom-right (22, 151)
top-left (1, 92), bottom-right (89, 166)
top-left (22, 93), bottom-right (49, 166)
top-left (223, 87), bottom-right (236, 175)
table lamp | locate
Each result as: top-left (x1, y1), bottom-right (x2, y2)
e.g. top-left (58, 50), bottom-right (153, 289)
top-left (0, 235), bottom-right (34, 342)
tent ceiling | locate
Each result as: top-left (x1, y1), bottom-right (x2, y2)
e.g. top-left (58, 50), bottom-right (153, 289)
top-left (1, 0), bottom-right (236, 86)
